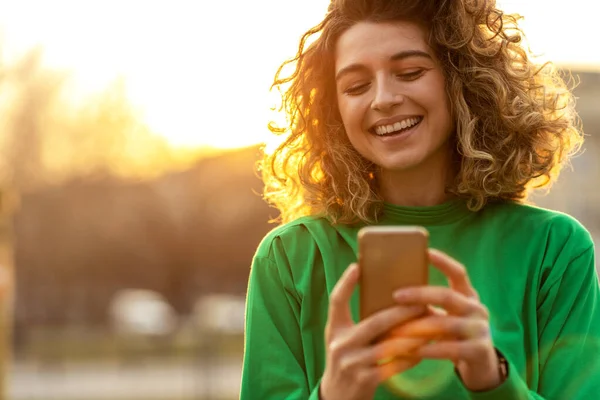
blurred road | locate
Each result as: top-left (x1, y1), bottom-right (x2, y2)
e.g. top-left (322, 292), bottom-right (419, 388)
top-left (9, 358), bottom-right (242, 400)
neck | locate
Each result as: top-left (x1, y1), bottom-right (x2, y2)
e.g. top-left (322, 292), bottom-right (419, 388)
top-left (377, 149), bottom-right (455, 207)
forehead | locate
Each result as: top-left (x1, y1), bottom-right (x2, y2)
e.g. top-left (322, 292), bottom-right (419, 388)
top-left (335, 21), bottom-right (430, 67)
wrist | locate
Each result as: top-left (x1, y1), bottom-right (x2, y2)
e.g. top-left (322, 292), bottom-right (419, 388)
top-left (456, 348), bottom-right (507, 392)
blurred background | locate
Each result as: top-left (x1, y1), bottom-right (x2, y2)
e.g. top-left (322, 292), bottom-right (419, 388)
top-left (0, 1), bottom-right (598, 399)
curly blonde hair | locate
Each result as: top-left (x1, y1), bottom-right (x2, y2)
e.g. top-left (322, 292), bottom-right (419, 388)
top-left (261, 0), bottom-right (583, 224)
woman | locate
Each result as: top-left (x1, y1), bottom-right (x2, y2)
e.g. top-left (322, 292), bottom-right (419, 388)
top-left (241, 0), bottom-right (600, 398)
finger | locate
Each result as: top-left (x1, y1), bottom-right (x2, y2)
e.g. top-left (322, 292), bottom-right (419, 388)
top-left (386, 305), bottom-right (445, 339)
top-left (378, 357), bottom-right (422, 382)
top-left (327, 264), bottom-right (359, 332)
top-left (393, 286), bottom-right (488, 318)
top-left (366, 336), bottom-right (427, 365)
top-left (350, 305), bottom-right (426, 346)
top-left (417, 339), bottom-right (491, 363)
top-left (424, 306), bottom-right (448, 342)
top-left (340, 336), bottom-right (425, 372)
top-left (393, 315), bottom-right (490, 340)
top-left (428, 249), bottom-right (478, 299)
top-left (427, 305), bottom-right (447, 317)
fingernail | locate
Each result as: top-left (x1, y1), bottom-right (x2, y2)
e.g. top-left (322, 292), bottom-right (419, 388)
top-left (393, 289), bottom-right (410, 301)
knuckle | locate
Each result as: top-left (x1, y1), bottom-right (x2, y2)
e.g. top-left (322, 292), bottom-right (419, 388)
top-left (478, 303), bottom-right (490, 319)
top-left (328, 339), bottom-right (346, 360)
top-left (463, 320), bottom-right (481, 338)
top-left (472, 339), bottom-right (489, 356)
top-left (475, 320), bottom-right (490, 338)
top-left (338, 356), bottom-right (354, 373)
top-left (465, 298), bottom-right (480, 315)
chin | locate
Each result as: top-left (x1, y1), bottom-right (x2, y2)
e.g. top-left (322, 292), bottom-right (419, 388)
top-left (375, 154), bottom-right (425, 173)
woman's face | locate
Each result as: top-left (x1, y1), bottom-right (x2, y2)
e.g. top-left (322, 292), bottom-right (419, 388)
top-left (334, 21), bottom-right (453, 174)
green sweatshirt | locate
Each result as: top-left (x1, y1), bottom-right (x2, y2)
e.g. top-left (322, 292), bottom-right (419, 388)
top-left (241, 199), bottom-right (600, 399)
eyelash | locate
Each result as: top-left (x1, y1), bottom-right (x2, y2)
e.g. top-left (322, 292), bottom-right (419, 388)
top-left (397, 69), bottom-right (425, 81)
top-left (344, 84), bottom-right (369, 96)
top-left (343, 69), bottom-right (426, 95)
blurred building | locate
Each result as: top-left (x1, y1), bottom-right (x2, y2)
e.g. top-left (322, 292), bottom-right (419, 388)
top-left (12, 145), bottom-right (272, 345)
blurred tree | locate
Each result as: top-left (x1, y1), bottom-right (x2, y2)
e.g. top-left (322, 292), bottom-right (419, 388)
top-left (0, 48), bottom-right (208, 192)
top-left (0, 47), bottom-right (214, 398)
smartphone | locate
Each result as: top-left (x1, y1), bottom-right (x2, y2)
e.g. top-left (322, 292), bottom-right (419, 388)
top-left (358, 226), bottom-right (429, 322)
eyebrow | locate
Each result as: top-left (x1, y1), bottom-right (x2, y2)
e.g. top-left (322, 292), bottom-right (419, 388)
top-left (335, 50), bottom-right (433, 82)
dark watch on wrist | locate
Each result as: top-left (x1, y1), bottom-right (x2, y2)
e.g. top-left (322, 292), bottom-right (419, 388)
top-left (496, 348), bottom-right (509, 381)
top-left (454, 347), bottom-right (509, 390)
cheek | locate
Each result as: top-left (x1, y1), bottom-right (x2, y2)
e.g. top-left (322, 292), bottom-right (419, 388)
top-left (338, 98), bottom-right (363, 131)
top-left (419, 73), bottom-right (449, 113)
top-left (433, 101), bottom-right (454, 143)
top-left (420, 86), bottom-right (451, 125)
top-left (433, 95), bottom-right (451, 121)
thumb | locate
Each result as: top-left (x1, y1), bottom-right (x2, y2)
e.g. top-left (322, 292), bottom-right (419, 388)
top-left (327, 263), bottom-right (359, 331)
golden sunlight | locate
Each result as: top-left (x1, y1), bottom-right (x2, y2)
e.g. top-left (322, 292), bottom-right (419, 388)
top-left (499, 0), bottom-right (599, 70)
top-left (0, 0), bottom-right (597, 150)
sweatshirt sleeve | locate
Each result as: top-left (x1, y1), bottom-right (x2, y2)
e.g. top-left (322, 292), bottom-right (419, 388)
top-left (240, 254), bottom-right (322, 399)
top-left (469, 244), bottom-right (600, 400)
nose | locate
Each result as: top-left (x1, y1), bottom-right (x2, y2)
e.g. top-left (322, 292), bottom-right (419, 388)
top-left (371, 77), bottom-right (403, 112)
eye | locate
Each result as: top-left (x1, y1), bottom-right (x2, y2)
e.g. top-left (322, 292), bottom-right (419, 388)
top-left (343, 82), bottom-right (370, 96)
top-left (397, 69), bottom-right (425, 81)
top-left (341, 80), bottom-right (372, 96)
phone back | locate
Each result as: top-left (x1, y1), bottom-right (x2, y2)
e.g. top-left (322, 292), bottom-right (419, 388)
top-left (358, 226), bottom-right (429, 320)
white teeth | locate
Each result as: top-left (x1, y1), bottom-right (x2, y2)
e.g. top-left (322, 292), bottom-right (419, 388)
top-left (374, 117), bottom-right (421, 135)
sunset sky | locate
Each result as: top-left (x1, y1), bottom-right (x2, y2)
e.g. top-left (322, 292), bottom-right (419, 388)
top-left (0, 0), bottom-right (597, 150)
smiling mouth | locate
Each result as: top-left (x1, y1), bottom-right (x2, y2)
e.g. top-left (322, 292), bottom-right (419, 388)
top-left (370, 116), bottom-right (423, 137)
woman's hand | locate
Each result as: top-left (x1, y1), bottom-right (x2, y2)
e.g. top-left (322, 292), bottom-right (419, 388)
top-left (320, 264), bottom-right (428, 400)
top-left (392, 249), bottom-right (503, 392)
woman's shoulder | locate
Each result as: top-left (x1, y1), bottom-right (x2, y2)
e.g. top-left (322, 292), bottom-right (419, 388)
top-left (254, 215), bottom-right (338, 260)
top-left (483, 200), bottom-right (594, 250)
top-left (486, 200), bottom-right (587, 227)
